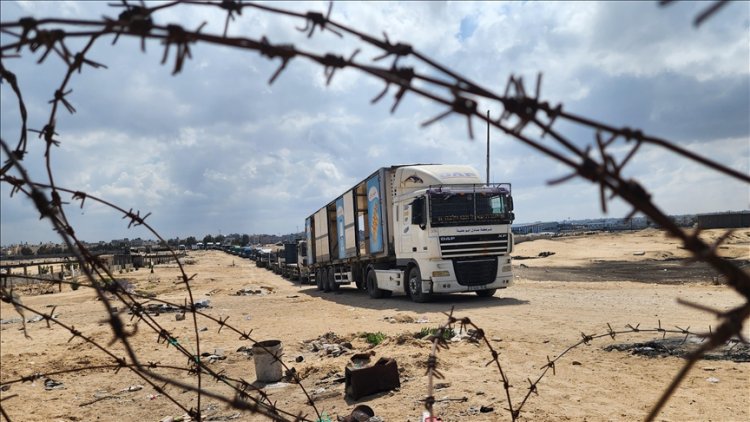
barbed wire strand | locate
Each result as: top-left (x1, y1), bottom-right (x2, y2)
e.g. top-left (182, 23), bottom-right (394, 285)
top-left (1, 1), bottom-right (746, 421)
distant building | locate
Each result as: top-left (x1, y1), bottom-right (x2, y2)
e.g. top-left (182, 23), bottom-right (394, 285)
top-left (512, 221), bottom-right (560, 235)
top-left (696, 211), bottom-right (750, 229)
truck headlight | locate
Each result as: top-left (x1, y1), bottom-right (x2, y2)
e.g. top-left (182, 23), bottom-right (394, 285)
top-left (432, 270), bottom-right (450, 277)
top-left (501, 265), bottom-right (511, 273)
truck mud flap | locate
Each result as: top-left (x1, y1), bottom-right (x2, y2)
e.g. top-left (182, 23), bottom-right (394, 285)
top-left (344, 357), bottom-right (400, 400)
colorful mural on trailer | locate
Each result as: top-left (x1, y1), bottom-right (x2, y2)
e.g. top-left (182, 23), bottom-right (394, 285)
top-left (367, 174), bottom-right (383, 253)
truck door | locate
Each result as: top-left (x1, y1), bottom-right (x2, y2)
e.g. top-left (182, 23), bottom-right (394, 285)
top-left (400, 196), bottom-right (427, 255)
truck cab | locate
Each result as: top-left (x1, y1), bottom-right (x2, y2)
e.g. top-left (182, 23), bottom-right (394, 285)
top-left (390, 165), bottom-right (514, 301)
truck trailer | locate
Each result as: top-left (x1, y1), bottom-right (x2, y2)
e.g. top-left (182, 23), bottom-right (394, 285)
top-left (304, 164), bottom-right (515, 302)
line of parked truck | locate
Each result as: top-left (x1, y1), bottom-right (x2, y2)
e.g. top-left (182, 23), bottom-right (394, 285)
top-left (215, 164), bottom-right (516, 303)
top-left (208, 241), bottom-right (309, 282)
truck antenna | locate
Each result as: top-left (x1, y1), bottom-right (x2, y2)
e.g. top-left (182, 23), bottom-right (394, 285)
top-left (486, 109), bottom-right (490, 184)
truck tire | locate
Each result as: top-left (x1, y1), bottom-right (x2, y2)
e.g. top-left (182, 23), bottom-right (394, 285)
top-left (316, 269), bottom-right (324, 291)
top-left (366, 269), bottom-right (391, 299)
top-left (328, 267), bottom-right (339, 292)
top-left (475, 289), bottom-right (497, 298)
top-left (407, 266), bottom-right (432, 303)
top-left (323, 268), bottom-right (331, 292)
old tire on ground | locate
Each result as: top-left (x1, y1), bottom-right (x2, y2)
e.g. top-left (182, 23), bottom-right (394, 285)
top-left (475, 289), bottom-right (497, 298)
top-left (328, 267), bottom-right (339, 292)
top-left (366, 269), bottom-right (390, 299)
top-left (407, 266), bottom-right (432, 303)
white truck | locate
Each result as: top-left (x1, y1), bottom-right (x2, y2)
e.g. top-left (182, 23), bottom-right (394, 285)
top-left (304, 164), bottom-right (515, 302)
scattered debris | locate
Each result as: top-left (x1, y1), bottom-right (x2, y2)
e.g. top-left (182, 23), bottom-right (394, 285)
top-left (310, 387), bottom-right (339, 402)
top-left (175, 313), bottom-right (185, 321)
top-left (384, 314), bottom-right (414, 324)
top-left (421, 411), bottom-right (443, 422)
top-left (237, 345), bottom-right (252, 354)
top-left (1, 318), bottom-right (23, 325)
top-left (341, 404), bottom-right (375, 422)
top-left (201, 350), bottom-right (226, 364)
top-left (235, 286), bottom-right (274, 296)
top-left (115, 279), bottom-right (135, 293)
top-left (604, 337), bottom-right (750, 362)
top-left (349, 351), bottom-right (376, 369)
top-left (194, 299), bottom-right (211, 309)
top-left (633, 251), bottom-right (646, 256)
top-left (434, 382), bottom-right (451, 390)
top-left (44, 378), bottom-right (65, 390)
top-left (305, 332), bottom-right (354, 358)
top-left (538, 251), bottom-right (555, 257)
top-left (706, 377), bottom-right (720, 384)
top-left (121, 385), bottom-right (143, 392)
top-left (572, 361), bottom-right (582, 366)
top-left (315, 371), bottom-right (345, 385)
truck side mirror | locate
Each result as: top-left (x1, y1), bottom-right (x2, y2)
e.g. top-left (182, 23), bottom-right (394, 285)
top-left (410, 197), bottom-right (426, 229)
top-left (506, 196), bottom-right (514, 211)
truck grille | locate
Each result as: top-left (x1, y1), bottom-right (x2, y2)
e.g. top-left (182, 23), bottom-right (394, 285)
top-left (453, 257), bottom-right (498, 286)
top-left (439, 233), bottom-right (508, 258)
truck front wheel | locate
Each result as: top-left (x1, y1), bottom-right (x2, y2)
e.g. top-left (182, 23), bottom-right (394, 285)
top-left (408, 266), bottom-right (432, 303)
top-left (475, 289), bottom-right (497, 298)
top-left (366, 270), bottom-right (390, 299)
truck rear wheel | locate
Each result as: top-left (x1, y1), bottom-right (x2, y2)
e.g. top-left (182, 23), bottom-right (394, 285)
top-left (366, 270), bottom-right (390, 299)
top-left (328, 267), bottom-right (339, 292)
top-left (316, 269), bottom-right (324, 291)
top-left (322, 268), bottom-right (331, 292)
top-left (475, 289), bottom-right (497, 298)
top-left (407, 266), bottom-right (432, 303)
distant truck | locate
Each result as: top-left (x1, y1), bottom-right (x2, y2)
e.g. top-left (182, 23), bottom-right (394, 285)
top-left (304, 164), bottom-right (515, 302)
top-left (279, 242), bottom-right (299, 280)
top-left (296, 239), bottom-right (312, 284)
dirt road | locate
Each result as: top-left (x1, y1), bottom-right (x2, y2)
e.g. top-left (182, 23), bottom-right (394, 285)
top-left (1, 229), bottom-right (748, 421)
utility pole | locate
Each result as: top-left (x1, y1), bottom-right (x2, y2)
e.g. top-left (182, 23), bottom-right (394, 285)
top-left (486, 109), bottom-right (490, 184)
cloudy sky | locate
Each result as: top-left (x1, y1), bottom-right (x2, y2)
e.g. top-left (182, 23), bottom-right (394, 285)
top-left (1, 1), bottom-right (748, 245)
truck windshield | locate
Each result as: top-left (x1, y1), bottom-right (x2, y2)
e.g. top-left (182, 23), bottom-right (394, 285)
top-left (429, 191), bottom-right (511, 227)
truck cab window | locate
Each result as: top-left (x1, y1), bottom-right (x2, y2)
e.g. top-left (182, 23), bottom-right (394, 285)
top-left (410, 196), bottom-right (426, 228)
top-left (490, 196), bottom-right (505, 214)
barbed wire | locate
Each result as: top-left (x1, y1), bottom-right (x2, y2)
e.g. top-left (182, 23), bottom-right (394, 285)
top-left (1, 1), bottom-right (747, 421)
top-left (424, 308), bottom-right (737, 421)
top-left (0, 175), bottom-right (322, 421)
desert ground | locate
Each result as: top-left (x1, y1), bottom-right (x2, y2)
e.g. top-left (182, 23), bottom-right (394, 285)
top-left (1, 228), bottom-right (748, 422)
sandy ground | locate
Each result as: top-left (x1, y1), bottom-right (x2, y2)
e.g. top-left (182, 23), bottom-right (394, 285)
top-left (1, 228), bottom-right (748, 422)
